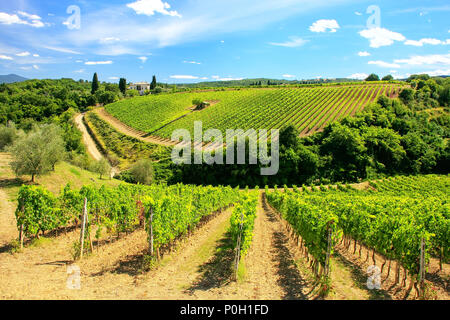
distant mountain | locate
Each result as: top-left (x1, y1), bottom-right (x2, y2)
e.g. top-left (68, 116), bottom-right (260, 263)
top-left (0, 74), bottom-right (28, 84)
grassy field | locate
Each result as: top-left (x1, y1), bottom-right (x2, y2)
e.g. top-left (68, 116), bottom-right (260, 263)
top-left (0, 152), bottom-right (123, 199)
top-left (105, 83), bottom-right (400, 139)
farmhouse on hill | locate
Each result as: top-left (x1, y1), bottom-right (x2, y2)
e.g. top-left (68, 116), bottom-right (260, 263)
top-left (129, 82), bottom-right (150, 95)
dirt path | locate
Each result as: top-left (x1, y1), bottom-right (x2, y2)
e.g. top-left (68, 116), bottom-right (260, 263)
top-left (95, 108), bottom-right (177, 147)
top-left (0, 188), bottom-right (17, 249)
top-left (74, 114), bottom-right (103, 162)
top-left (0, 209), bottom-right (234, 299)
top-left (74, 113), bottom-right (119, 177)
top-left (95, 108), bottom-right (222, 152)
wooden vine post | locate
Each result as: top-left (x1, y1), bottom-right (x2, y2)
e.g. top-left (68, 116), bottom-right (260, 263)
top-left (418, 237), bottom-right (426, 297)
top-left (19, 204), bottom-right (24, 249)
top-left (324, 226), bottom-right (333, 277)
top-left (79, 198), bottom-right (88, 260)
top-left (148, 206), bottom-right (154, 256)
top-left (233, 212), bottom-right (244, 281)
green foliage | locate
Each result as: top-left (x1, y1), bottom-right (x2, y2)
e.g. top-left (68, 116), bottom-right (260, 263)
top-left (91, 73), bottom-right (100, 94)
top-left (106, 84), bottom-right (398, 137)
top-left (84, 112), bottom-right (171, 167)
top-left (119, 78), bottom-right (127, 95)
top-left (150, 75), bottom-right (157, 91)
top-left (229, 190), bottom-right (259, 257)
top-left (8, 123), bottom-right (66, 182)
top-left (382, 75), bottom-right (394, 81)
top-left (366, 74), bottom-right (380, 81)
top-left (93, 158), bottom-right (111, 179)
top-left (267, 174), bottom-right (450, 285)
top-left (0, 121), bottom-right (20, 151)
top-left (130, 159), bottom-right (154, 185)
top-left (171, 79), bottom-right (448, 186)
top-left (142, 185), bottom-right (240, 251)
top-left (16, 185), bottom-right (61, 237)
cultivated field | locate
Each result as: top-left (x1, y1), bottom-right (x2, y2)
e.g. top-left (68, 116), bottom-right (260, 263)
top-left (105, 84), bottom-right (400, 139)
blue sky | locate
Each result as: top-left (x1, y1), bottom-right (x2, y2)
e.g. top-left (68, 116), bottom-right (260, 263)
top-left (0, 0), bottom-right (449, 83)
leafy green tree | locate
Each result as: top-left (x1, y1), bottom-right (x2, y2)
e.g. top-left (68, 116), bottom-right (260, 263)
top-left (8, 124), bottom-right (66, 182)
top-left (119, 78), bottom-right (127, 95)
top-left (130, 159), bottom-right (154, 185)
top-left (91, 73), bottom-right (100, 94)
top-left (399, 88), bottom-right (415, 104)
top-left (320, 123), bottom-right (368, 181)
top-left (279, 125), bottom-right (300, 150)
top-left (382, 75), bottom-right (394, 81)
top-left (365, 74), bottom-right (380, 81)
top-left (0, 122), bottom-right (19, 151)
top-left (364, 126), bottom-right (405, 172)
top-left (93, 158), bottom-right (111, 179)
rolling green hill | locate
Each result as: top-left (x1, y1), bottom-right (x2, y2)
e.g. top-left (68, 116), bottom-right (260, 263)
top-left (106, 83), bottom-right (401, 139)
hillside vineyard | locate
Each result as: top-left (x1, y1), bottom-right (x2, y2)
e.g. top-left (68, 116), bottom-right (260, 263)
top-left (106, 84), bottom-right (400, 139)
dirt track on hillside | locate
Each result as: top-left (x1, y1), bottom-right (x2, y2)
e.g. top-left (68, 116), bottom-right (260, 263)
top-left (74, 114), bottom-right (103, 161)
top-left (95, 108), bottom-right (177, 147)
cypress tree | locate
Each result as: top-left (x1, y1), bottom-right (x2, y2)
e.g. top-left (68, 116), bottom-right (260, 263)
top-left (91, 73), bottom-right (100, 94)
top-left (150, 75), bottom-right (157, 90)
top-left (119, 78), bottom-right (127, 95)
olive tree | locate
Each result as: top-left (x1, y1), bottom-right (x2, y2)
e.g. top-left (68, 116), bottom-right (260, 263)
top-left (8, 124), bottom-right (66, 182)
top-left (130, 159), bottom-right (154, 185)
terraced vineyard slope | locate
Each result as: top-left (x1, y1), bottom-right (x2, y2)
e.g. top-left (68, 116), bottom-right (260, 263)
top-left (105, 83), bottom-right (400, 140)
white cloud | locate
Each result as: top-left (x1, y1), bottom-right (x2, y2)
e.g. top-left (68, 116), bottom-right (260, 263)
top-left (127, 0), bottom-right (181, 18)
top-left (42, 46), bottom-right (82, 55)
top-left (394, 54), bottom-right (450, 66)
top-left (355, 11), bottom-right (362, 16)
top-left (60, 0), bottom-right (352, 51)
top-left (76, 60), bottom-right (83, 63)
top-left (359, 27), bottom-right (406, 48)
top-left (0, 11), bottom-right (45, 28)
top-left (16, 51), bottom-right (31, 57)
top-left (109, 77), bottom-right (119, 80)
top-left (183, 60), bottom-right (201, 65)
top-left (20, 66), bottom-right (32, 71)
top-left (74, 69), bottom-right (86, 73)
top-left (200, 77), bottom-right (208, 80)
top-left (358, 51), bottom-right (371, 57)
top-left (33, 65), bottom-right (39, 70)
top-left (269, 36), bottom-right (308, 48)
top-left (138, 56), bottom-right (148, 63)
top-left (368, 60), bottom-right (401, 68)
top-left (282, 74), bottom-right (296, 78)
top-left (417, 69), bottom-right (450, 76)
top-left (216, 77), bottom-right (243, 81)
top-left (348, 73), bottom-right (368, 80)
top-left (0, 13), bottom-right (23, 25)
top-left (18, 11), bottom-right (41, 21)
top-left (85, 61), bottom-right (113, 65)
top-left (404, 38), bottom-right (450, 46)
top-left (33, 54), bottom-right (39, 57)
top-left (170, 75), bottom-right (199, 79)
top-left (309, 19), bottom-right (340, 33)
top-left (0, 54), bottom-right (13, 60)
top-left (99, 37), bottom-right (121, 44)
